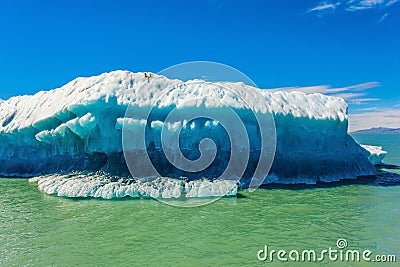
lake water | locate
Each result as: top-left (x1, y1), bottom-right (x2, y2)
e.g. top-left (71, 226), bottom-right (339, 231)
top-left (1, 134), bottom-right (399, 266)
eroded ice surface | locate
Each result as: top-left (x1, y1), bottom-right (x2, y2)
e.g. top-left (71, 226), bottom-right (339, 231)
top-left (29, 174), bottom-right (237, 199)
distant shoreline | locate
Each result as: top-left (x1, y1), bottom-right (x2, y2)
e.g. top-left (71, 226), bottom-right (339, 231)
top-left (351, 127), bottom-right (400, 134)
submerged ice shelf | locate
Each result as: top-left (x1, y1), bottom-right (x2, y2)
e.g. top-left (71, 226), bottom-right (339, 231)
top-left (29, 174), bottom-right (237, 199)
top-left (0, 70), bottom-right (377, 198)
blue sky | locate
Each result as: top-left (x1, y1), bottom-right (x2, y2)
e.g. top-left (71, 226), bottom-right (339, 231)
top-left (0, 0), bottom-right (399, 130)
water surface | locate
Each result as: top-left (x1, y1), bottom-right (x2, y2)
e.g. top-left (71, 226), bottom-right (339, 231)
top-left (1, 134), bottom-right (399, 266)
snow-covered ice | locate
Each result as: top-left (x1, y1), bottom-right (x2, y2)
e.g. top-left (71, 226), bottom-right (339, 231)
top-left (0, 70), bottom-right (376, 198)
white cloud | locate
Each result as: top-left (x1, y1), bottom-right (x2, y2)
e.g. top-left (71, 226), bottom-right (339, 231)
top-left (348, 108), bottom-right (400, 131)
top-left (334, 92), bottom-right (367, 100)
top-left (309, 0), bottom-right (399, 16)
top-left (357, 107), bottom-right (379, 111)
top-left (377, 13), bottom-right (388, 23)
top-left (267, 85), bottom-right (332, 94)
top-left (346, 0), bottom-right (385, 11)
top-left (386, 0), bottom-right (399, 6)
top-left (344, 82), bottom-right (381, 91)
top-left (309, 2), bottom-right (341, 13)
top-left (349, 97), bottom-right (381, 104)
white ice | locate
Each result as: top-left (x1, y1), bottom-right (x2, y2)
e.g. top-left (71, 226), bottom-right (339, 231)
top-left (361, 145), bottom-right (387, 165)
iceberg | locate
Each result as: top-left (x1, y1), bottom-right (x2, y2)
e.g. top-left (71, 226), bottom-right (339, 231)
top-left (0, 70), bottom-right (375, 198)
top-left (361, 145), bottom-right (387, 165)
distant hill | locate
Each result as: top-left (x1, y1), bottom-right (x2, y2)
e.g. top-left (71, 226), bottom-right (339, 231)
top-left (352, 127), bottom-right (400, 134)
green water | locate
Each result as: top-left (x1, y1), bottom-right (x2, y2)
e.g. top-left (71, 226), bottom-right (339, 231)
top-left (352, 133), bottom-right (400, 175)
top-left (1, 134), bottom-right (399, 266)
